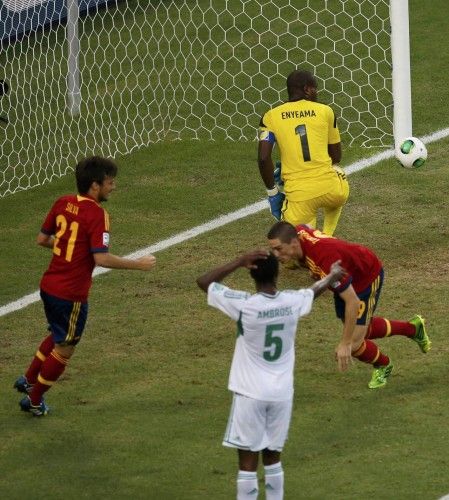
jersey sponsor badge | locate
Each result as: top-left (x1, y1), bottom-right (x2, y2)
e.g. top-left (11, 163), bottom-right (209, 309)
top-left (102, 232), bottom-right (110, 246)
top-left (224, 290), bottom-right (249, 300)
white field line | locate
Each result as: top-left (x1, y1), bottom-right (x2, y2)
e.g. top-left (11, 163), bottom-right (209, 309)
top-left (1, 128), bottom-right (448, 318)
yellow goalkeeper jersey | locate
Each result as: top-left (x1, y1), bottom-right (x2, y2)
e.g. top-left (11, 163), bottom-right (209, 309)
top-left (259, 99), bottom-right (341, 201)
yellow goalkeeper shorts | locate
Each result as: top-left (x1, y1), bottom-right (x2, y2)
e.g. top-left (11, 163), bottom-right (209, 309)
top-left (281, 167), bottom-right (349, 231)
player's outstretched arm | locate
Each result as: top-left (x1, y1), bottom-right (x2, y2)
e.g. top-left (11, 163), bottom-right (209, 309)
top-left (94, 252), bottom-right (156, 271)
top-left (335, 284), bottom-right (360, 372)
top-left (196, 250), bottom-right (269, 292)
top-left (309, 260), bottom-right (346, 298)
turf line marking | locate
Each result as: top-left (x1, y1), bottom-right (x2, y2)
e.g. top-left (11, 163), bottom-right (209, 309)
top-left (1, 128), bottom-right (448, 318)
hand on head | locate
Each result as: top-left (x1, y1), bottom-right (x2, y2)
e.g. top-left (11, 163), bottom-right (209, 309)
top-left (238, 249), bottom-right (270, 269)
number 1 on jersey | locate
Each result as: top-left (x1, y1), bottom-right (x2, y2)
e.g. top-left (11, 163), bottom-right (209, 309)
top-left (295, 124), bottom-right (311, 162)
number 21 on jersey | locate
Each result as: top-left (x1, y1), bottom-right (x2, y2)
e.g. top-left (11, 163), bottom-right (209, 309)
top-left (53, 214), bottom-right (79, 262)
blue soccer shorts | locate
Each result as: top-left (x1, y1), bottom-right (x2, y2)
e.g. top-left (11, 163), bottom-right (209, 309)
top-left (333, 269), bottom-right (384, 326)
top-left (40, 290), bottom-right (88, 345)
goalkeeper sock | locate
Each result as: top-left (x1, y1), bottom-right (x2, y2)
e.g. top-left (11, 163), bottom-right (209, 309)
top-left (30, 349), bottom-right (68, 405)
top-left (237, 471), bottom-right (258, 500)
top-left (367, 317), bottom-right (415, 339)
top-left (265, 462), bottom-right (284, 500)
top-left (25, 335), bottom-right (55, 384)
top-left (353, 340), bottom-right (390, 366)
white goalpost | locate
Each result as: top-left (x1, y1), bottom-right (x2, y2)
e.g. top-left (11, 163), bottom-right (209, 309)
top-left (389, 0), bottom-right (413, 146)
top-left (0, 0), bottom-right (412, 197)
top-left (67, 0), bottom-right (81, 116)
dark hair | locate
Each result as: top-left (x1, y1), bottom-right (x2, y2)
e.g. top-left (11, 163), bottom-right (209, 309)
top-left (250, 253), bottom-right (279, 285)
top-left (267, 221), bottom-right (298, 243)
top-left (75, 156), bottom-right (118, 194)
top-left (286, 70), bottom-right (317, 94)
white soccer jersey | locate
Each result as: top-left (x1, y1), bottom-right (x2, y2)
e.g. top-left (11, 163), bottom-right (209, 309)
top-left (207, 282), bottom-right (314, 401)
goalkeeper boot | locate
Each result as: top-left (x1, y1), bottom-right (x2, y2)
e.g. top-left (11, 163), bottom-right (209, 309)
top-left (409, 314), bottom-right (431, 353)
top-left (13, 375), bottom-right (33, 394)
top-left (274, 161), bottom-right (284, 192)
top-left (19, 395), bottom-right (49, 417)
top-left (368, 362), bottom-right (394, 389)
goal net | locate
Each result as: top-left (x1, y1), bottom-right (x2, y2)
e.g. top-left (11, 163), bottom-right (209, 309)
top-left (0, 0), bottom-right (392, 197)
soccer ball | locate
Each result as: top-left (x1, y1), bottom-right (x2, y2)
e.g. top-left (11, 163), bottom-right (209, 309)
top-left (395, 137), bottom-right (427, 169)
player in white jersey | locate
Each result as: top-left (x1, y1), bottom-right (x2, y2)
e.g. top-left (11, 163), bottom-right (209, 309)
top-left (197, 250), bottom-right (345, 500)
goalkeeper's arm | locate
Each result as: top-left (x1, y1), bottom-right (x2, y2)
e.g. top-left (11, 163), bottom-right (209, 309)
top-left (258, 138), bottom-right (285, 220)
top-left (257, 138), bottom-right (276, 190)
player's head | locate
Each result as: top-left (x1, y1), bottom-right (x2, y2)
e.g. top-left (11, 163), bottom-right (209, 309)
top-left (249, 252), bottom-right (279, 286)
top-left (286, 69), bottom-right (317, 102)
top-left (76, 156), bottom-right (118, 201)
top-left (267, 221), bottom-right (303, 263)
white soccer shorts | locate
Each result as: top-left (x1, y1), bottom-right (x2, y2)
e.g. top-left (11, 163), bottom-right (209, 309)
top-left (222, 393), bottom-right (293, 452)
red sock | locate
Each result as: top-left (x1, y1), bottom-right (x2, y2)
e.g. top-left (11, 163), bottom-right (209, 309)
top-left (367, 316), bottom-right (415, 339)
top-left (30, 349), bottom-right (69, 405)
top-left (25, 335), bottom-right (55, 384)
top-left (353, 340), bottom-right (390, 367)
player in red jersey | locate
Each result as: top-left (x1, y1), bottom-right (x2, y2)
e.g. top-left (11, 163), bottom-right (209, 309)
top-left (267, 221), bottom-right (431, 389)
top-left (14, 156), bottom-right (156, 416)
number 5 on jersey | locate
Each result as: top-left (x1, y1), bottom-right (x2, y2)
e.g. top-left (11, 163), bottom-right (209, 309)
top-left (264, 324), bottom-right (284, 361)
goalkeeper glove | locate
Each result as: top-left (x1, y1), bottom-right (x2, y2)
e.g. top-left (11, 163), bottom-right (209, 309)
top-left (266, 186), bottom-right (285, 221)
top-left (273, 161), bottom-right (284, 192)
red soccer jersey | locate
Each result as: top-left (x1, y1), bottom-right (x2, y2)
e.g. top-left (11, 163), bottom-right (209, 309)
top-left (40, 194), bottom-right (110, 302)
top-left (296, 225), bottom-right (382, 293)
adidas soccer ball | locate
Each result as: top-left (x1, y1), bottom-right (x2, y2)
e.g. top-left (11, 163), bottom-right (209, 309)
top-left (395, 137), bottom-right (427, 169)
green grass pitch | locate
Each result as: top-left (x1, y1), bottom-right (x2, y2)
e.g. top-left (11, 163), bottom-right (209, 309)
top-left (1, 0), bottom-right (449, 498)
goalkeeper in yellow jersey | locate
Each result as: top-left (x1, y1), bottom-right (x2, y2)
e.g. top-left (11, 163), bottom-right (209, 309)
top-left (258, 69), bottom-right (349, 236)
